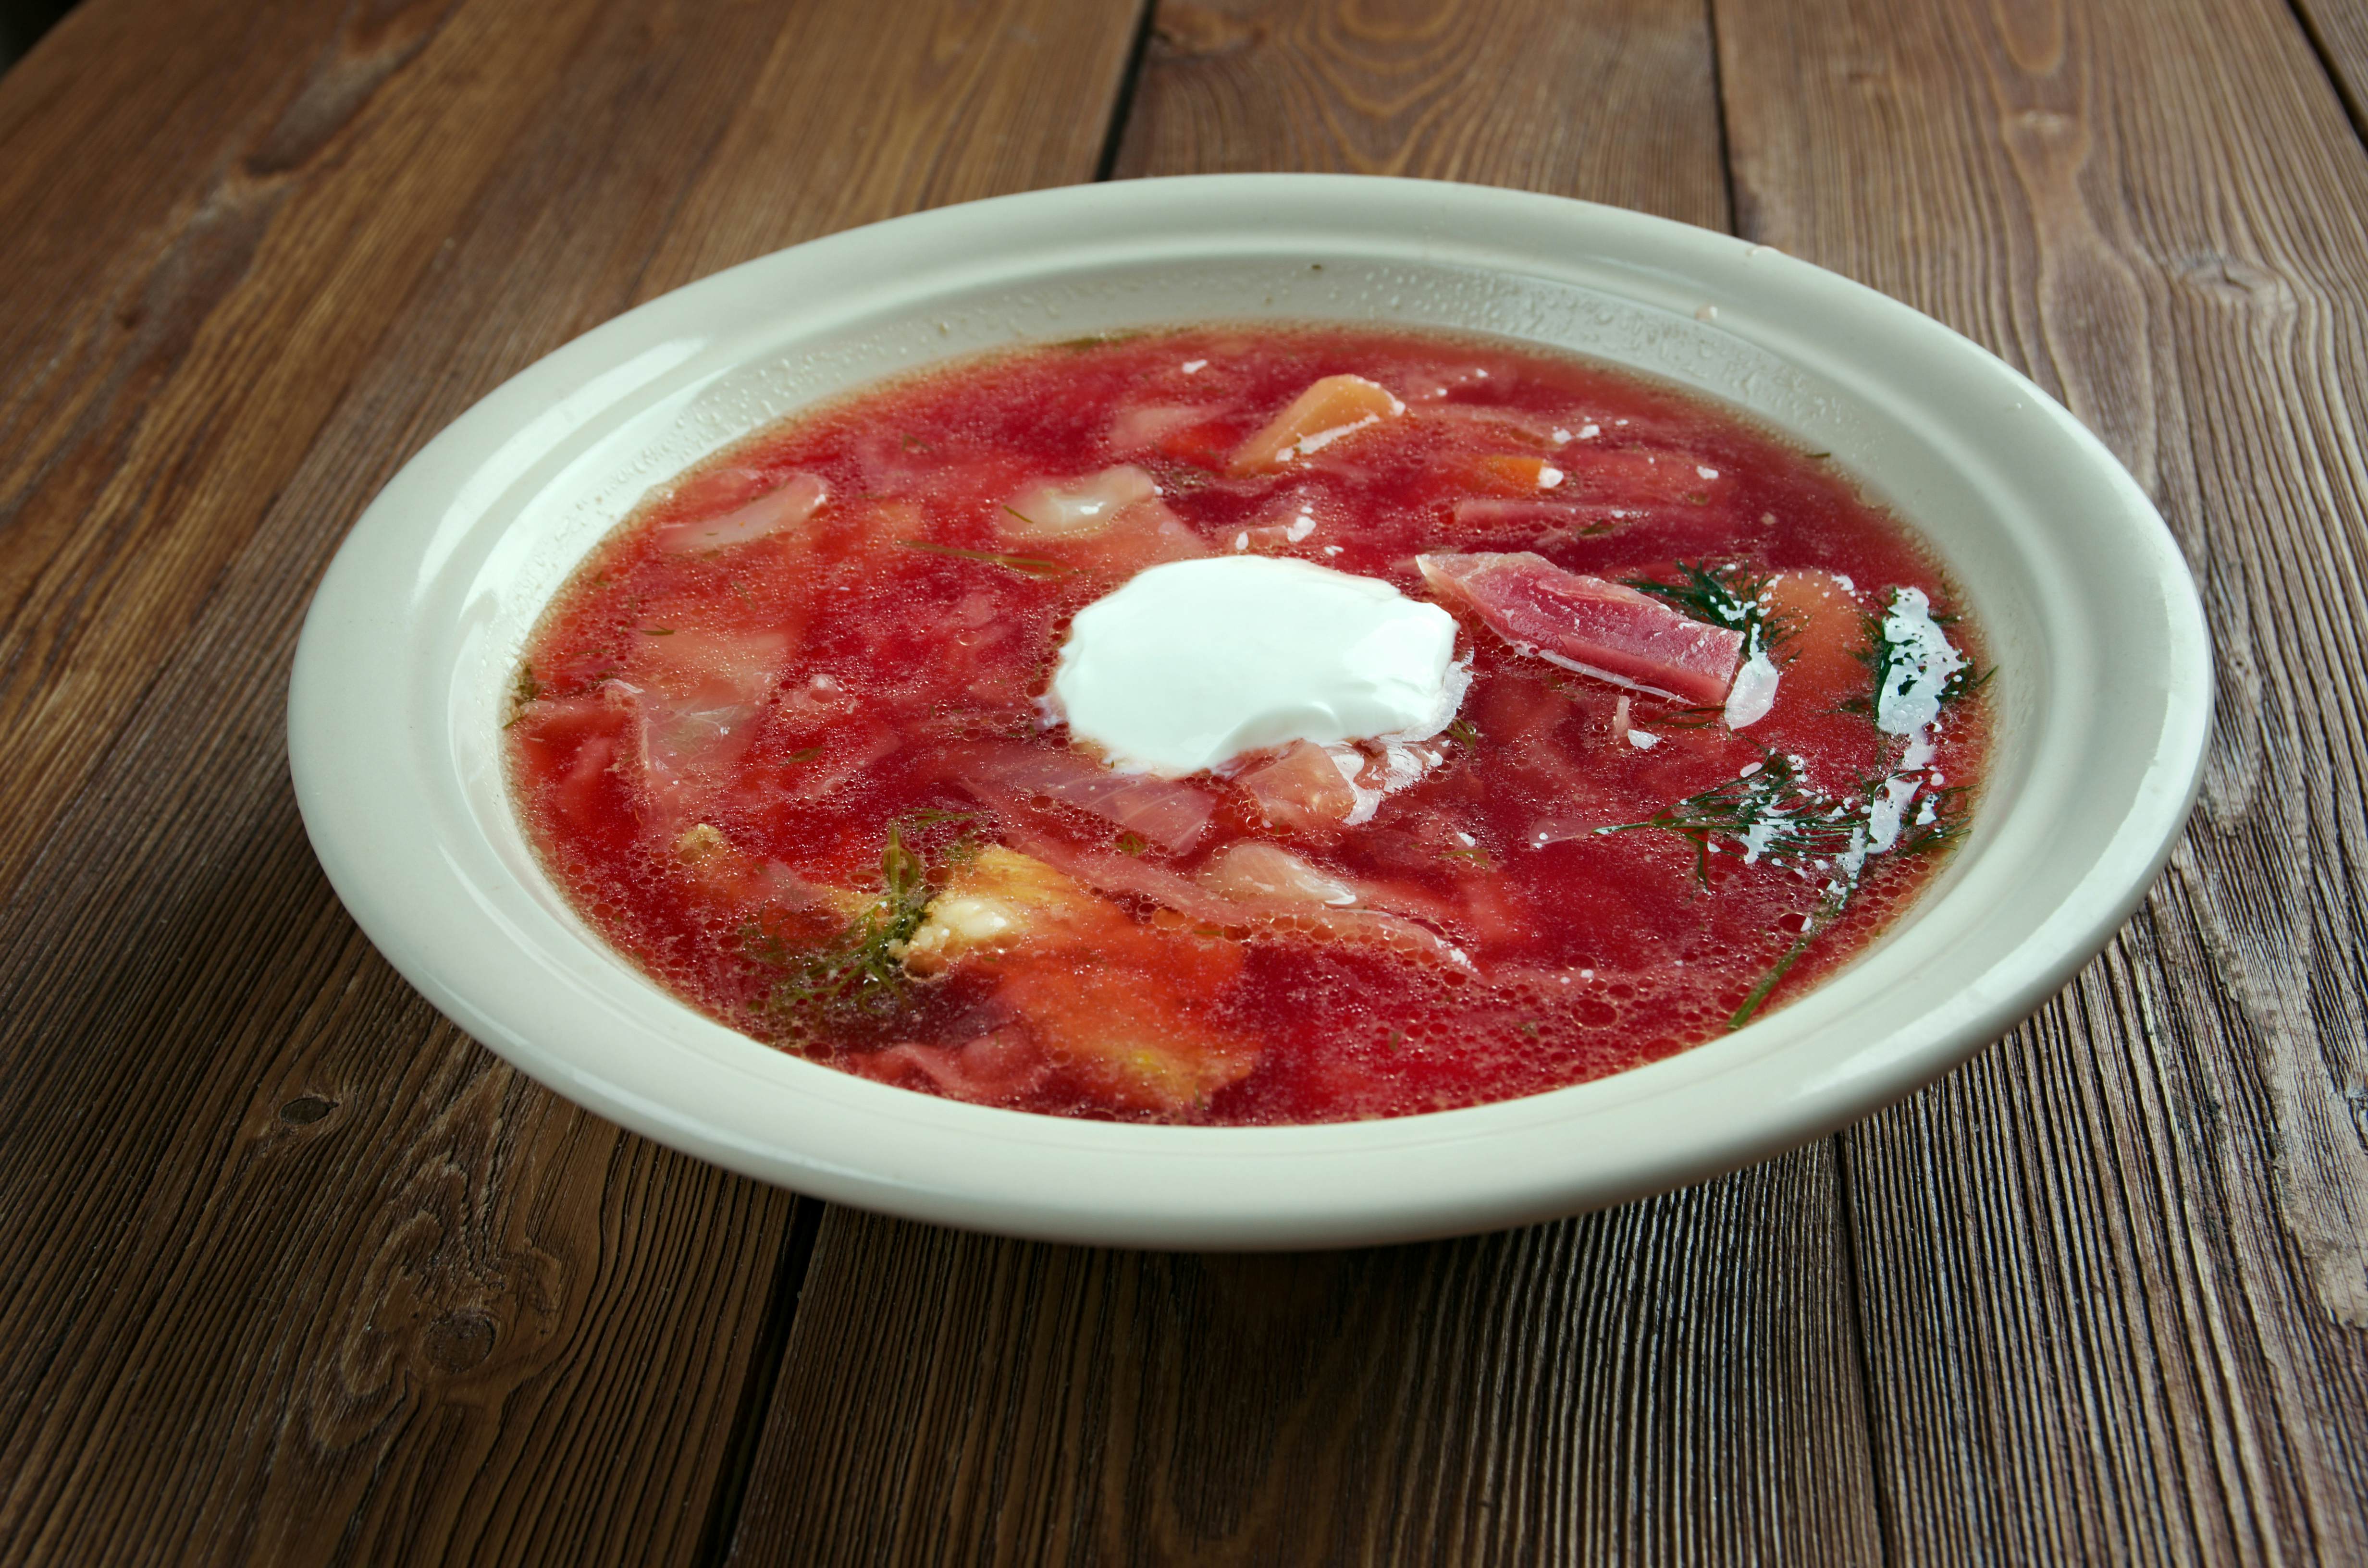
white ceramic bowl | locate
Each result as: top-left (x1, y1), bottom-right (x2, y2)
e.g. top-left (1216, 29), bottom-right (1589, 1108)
top-left (288, 175), bottom-right (2209, 1250)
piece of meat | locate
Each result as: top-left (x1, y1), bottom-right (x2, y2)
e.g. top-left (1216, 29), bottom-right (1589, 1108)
top-left (1417, 550), bottom-right (1743, 706)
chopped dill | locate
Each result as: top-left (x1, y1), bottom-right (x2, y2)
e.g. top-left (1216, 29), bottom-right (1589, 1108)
top-left (899, 433), bottom-right (933, 453)
top-left (1601, 750), bottom-right (1967, 1027)
top-left (1441, 845), bottom-right (1494, 871)
top-left (1001, 504), bottom-right (1042, 529)
top-left (1146, 461), bottom-right (1211, 493)
top-left (1446, 717), bottom-right (1482, 748)
top-left (1115, 830), bottom-right (1149, 857)
top-left (783, 746), bottom-right (824, 765)
top-left (895, 538), bottom-right (1073, 578)
top-left (1603, 751), bottom-right (1961, 881)
top-left (902, 806), bottom-right (984, 834)
top-left (1600, 751), bottom-right (1856, 882)
top-left (750, 819), bottom-right (974, 1048)
top-left (1625, 561), bottom-right (1786, 661)
top-left (502, 662), bottom-right (543, 729)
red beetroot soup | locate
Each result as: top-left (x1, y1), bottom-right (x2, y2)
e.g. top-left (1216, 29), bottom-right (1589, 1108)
top-left (506, 326), bottom-right (1989, 1125)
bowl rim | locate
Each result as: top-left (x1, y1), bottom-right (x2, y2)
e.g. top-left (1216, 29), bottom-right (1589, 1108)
top-left (287, 173), bottom-right (2212, 1250)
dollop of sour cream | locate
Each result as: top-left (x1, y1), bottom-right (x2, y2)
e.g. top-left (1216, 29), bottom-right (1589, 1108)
top-left (1050, 557), bottom-right (1464, 776)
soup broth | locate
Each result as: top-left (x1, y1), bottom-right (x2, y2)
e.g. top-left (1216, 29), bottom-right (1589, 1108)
top-left (507, 326), bottom-right (1987, 1124)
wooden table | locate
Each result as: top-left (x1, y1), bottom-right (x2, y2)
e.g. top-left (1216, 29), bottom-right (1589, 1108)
top-left (4, 0), bottom-right (2365, 1560)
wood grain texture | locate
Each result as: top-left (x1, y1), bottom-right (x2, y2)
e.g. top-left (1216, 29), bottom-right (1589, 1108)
top-left (719, 4), bottom-right (1890, 1564)
top-left (2294, 0), bottom-right (2368, 135)
top-left (0, 0), bottom-right (1144, 1559)
top-left (1718, 0), bottom-right (2368, 1558)
top-left (731, 1165), bottom-right (1883, 1567)
top-left (1112, 0), bottom-right (1729, 223)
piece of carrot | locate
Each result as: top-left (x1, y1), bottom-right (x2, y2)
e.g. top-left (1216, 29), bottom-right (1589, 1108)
top-left (1453, 452), bottom-right (1566, 496)
top-left (1228, 374), bottom-right (1405, 475)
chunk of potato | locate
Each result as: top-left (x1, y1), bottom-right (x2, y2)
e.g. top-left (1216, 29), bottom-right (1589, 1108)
top-left (897, 845), bottom-right (1125, 974)
top-left (897, 845), bottom-right (1256, 1116)
top-left (994, 964), bottom-right (1257, 1116)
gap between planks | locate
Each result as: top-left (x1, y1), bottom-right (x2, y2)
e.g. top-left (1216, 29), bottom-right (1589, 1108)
top-left (691, 14), bottom-right (1162, 1557)
top-left (1694, 0), bottom-right (1899, 1553)
top-left (695, 1198), bottom-right (828, 1568)
top-left (2287, 0), bottom-right (2368, 150)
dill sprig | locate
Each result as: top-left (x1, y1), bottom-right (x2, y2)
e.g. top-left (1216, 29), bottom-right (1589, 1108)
top-left (1645, 703), bottom-right (1728, 732)
top-left (1049, 331), bottom-right (1148, 352)
top-left (903, 807), bottom-right (985, 832)
top-left (1600, 751), bottom-right (1859, 881)
top-left (750, 821), bottom-right (971, 1047)
top-left (1727, 887), bottom-right (1848, 1029)
top-left (1602, 752), bottom-right (1964, 880)
top-left (1626, 561), bottom-right (1787, 661)
top-left (1143, 460), bottom-right (1212, 493)
top-left (1602, 751), bottom-right (1967, 1027)
top-left (502, 662), bottom-right (543, 729)
top-left (896, 538), bottom-right (1073, 578)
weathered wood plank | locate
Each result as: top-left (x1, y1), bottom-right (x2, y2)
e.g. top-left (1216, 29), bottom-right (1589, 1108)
top-left (724, 4), bottom-right (1890, 1563)
top-left (1718, 0), bottom-right (2368, 1558)
top-left (0, 0), bottom-right (1144, 1559)
top-left (734, 1167), bottom-right (1881, 1567)
top-left (1112, 0), bottom-right (1728, 223)
top-left (0, 0), bottom-right (579, 906)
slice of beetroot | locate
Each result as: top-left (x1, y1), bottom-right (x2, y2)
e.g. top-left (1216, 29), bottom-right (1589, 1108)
top-left (1418, 550), bottom-right (1743, 706)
